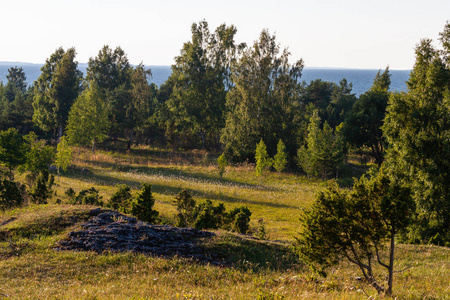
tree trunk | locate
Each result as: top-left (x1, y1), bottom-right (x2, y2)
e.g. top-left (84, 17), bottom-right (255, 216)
top-left (386, 232), bottom-right (396, 296)
top-left (92, 139), bottom-right (96, 154)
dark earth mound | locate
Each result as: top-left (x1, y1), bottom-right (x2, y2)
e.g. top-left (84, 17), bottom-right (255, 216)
top-left (57, 208), bottom-right (220, 263)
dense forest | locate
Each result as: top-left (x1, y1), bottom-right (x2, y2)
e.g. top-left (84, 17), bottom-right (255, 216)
top-left (1, 20), bottom-right (450, 296)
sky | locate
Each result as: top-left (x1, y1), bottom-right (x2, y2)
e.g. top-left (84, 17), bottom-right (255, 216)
top-left (1, 0), bottom-right (449, 70)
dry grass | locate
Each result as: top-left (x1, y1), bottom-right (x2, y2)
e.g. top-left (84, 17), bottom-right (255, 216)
top-left (0, 146), bottom-right (449, 299)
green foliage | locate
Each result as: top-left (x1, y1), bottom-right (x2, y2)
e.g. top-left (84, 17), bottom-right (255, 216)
top-left (0, 179), bottom-right (24, 211)
top-left (221, 30), bottom-right (303, 161)
top-left (217, 153), bottom-right (227, 179)
top-left (29, 170), bottom-right (54, 204)
top-left (68, 187), bottom-right (103, 206)
top-left (0, 128), bottom-right (26, 179)
top-left (32, 47), bottom-right (83, 138)
top-left (228, 206), bottom-right (252, 234)
top-left (294, 169), bottom-right (413, 295)
top-left (130, 183), bottom-right (159, 223)
top-left (55, 136), bottom-right (72, 176)
top-left (174, 190), bottom-right (196, 227)
top-left (343, 67), bottom-right (390, 166)
top-left (255, 139), bottom-right (272, 177)
top-left (66, 83), bottom-right (110, 153)
top-left (20, 132), bottom-right (55, 179)
top-left (163, 20), bottom-right (240, 150)
top-left (273, 139), bottom-right (288, 173)
top-left (297, 110), bottom-right (344, 179)
top-left (108, 184), bottom-right (132, 213)
top-left (193, 200), bottom-right (226, 230)
top-left (383, 23), bottom-right (450, 244)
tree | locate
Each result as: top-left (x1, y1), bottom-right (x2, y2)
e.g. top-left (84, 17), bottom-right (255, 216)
top-left (383, 23), bottom-right (450, 244)
top-left (163, 20), bottom-right (241, 150)
top-left (86, 45), bottom-right (132, 141)
top-left (174, 190), bottom-right (196, 227)
top-left (20, 132), bottom-right (55, 184)
top-left (0, 128), bottom-right (26, 179)
top-left (124, 63), bottom-right (153, 149)
top-left (217, 152), bottom-right (227, 179)
top-left (221, 30), bottom-right (304, 161)
top-left (297, 110), bottom-right (344, 179)
top-left (131, 183), bottom-right (159, 223)
top-left (5, 66), bottom-right (27, 102)
top-left (295, 169), bottom-right (413, 296)
top-left (255, 139), bottom-right (272, 177)
top-left (343, 67), bottom-right (391, 166)
top-left (273, 139), bottom-right (288, 174)
top-left (66, 83), bottom-right (110, 153)
top-left (32, 47), bottom-right (83, 139)
top-left (55, 136), bottom-right (72, 180)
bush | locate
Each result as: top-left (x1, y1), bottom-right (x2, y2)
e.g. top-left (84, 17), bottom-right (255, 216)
top-left (109, 184), bottom-right (132, 213)
top-left (228, 207), bottom-right (252, 234)
top-left (193, 200), bottom-right (226, 230)
top-left (28, 170), bottom-right (54, 204)
top-left (0, 179), bottom-right (24, 210)
top-left (69, 187), bottom-right (103, 206)
top-left (131, 183), bottom-right (159, 223)
top-left (217, 153), bottom-right (227, 179)
top-left (174, 190), bottom-right (196, 227)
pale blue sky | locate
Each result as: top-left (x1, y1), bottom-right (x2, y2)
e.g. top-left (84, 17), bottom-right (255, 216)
top-left (1, 0), bottom-right (449, 69)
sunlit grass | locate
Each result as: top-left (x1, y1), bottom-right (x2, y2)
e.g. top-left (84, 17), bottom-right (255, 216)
top-left (1, 146), bottom-right (449, 299)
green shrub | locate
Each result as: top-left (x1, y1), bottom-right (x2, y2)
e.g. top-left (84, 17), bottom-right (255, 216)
top-left (109, 184), bottom-right (132, 213)
top-left (193, 200), bottom-right (226, 230)
top-left (174, 190), bottom-right (196, 227)
top-left (70, 187), bottom-right (103, 206)
top-left (217, 153), bottom-right (227, 179)
top-left (0, 179), bottom-right (24, 210)
top-left (28, 170), bottom-right (54, 204)
top-left (228, 206), bottom-right (252, 234)
top-left (131, 183), bottom-right (159, 223)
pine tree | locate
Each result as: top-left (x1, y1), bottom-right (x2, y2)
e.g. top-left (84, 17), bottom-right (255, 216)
top-left (255, 139), bottom-right (272, 177)
top-left (273, 139), bottom-right (288, 174)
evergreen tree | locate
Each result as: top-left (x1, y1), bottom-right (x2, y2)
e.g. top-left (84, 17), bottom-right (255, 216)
top-left (55, 136), bottom-right (72, 179)
top-left (255, 139), bottom-right (272, 177)
top-left (383, 23), bottom-right (450, 243)
top-left (297, 110), bottom-right (344, 179)
top-left (0, 128), bottom-right (27, 179)
top-left (273, 139), bottom-right (288, 173)
top-left (131, 183), bottom-right (159, 223)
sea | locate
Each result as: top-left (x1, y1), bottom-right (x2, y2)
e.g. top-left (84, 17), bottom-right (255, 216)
top-left (0, 62), bottom-right (410, 96)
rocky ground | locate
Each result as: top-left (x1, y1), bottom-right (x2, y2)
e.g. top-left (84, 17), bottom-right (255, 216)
top-left (57, 208), bottom-right (221, 264)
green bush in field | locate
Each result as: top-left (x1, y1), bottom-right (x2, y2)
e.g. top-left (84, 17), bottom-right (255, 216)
top-left (228, 206), bottom-right (252, 234)
top-left (109, 184), bottom-right (132, 213)
top-left (131, 183), bottom-right (159, 223)
top-left (28, 170), bottom-right (54, 204)
top-left (174, 190), bottom-right (196, 227)
top-left (68, 187), bottom-right (103, 206)
top-left (0, 179), bottom-right (24, 210)
top-left (193, 200), bottom-right (226, 230)
top-left (217, 153), bottom-right (227, 179)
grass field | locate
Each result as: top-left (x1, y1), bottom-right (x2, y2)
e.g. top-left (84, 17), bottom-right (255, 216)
top-left (0, 146), bottom-right (449, 299)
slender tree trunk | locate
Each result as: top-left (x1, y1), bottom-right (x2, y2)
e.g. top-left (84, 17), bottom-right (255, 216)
top-left (386, 232), bottom-right (396, 296)
top-left (92, 139), bottom-right (96, 154)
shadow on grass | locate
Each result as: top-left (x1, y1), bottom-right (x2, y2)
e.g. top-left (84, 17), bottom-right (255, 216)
top-left (204, 232), bottom-right (302, 272)
top-left (84, 160), bottom-right (279, 192)
top-left (62, 168), bottom-right (298, 210)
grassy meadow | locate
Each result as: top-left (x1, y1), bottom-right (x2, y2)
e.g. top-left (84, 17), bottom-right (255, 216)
top-left (0, 146), bottom-right (449, 299)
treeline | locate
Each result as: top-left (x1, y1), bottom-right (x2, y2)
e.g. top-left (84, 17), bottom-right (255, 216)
top-left (1, 20), bottom-right (450, 245)
top-left (0, 21), bottom-right (389, 172)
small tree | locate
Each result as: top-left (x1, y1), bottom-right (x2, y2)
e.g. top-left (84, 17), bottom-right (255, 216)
top-left (20, 132), bottom-right (55, 184)
top-left (131, 183), bottom-right (159, 223)
top-left (217, 153), bottom-right (228, 179)
top-left (29, 170), bottom-right (54, 204)
top-left (108, 184), bottom-right (132, 213)
top-left (55, 136), bottom-right (73, 180)
top-left (174, 190), bottom-right (196, 227)
top-left (0, 179), bottom-right (24, 210)
top-left (255, 139), bottom-right (272, 177)
top-left (227, 206), bottom-right (252, 234)
top-left (0, 128), bottom-right (26, 179)
top-left (273, 139), bottom-right (288, 174)
top-left (294, 169), bottom-right (413, 296)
